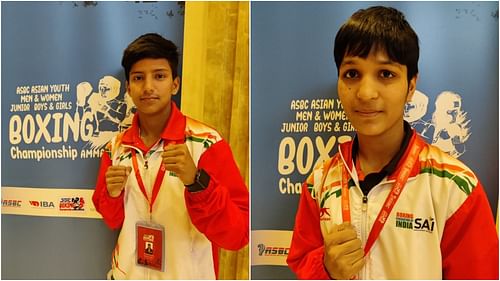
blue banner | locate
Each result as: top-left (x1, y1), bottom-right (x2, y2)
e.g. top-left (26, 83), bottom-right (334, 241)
top-left (1, 2), bottom-right (184, 278)
top-left (251, 2), bottom-right (498, 279)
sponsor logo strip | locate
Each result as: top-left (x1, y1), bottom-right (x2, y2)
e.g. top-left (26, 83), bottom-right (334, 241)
top-left (1, 186), bottom-right (101, 219)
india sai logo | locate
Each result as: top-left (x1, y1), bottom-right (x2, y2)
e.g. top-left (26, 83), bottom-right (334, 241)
top-left (395, 212), bottom-right (435, 233)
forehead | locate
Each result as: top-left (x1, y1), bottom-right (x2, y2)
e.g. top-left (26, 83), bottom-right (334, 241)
top-left (341, 48), bottom-right (405, 70)
top-left (130, 58), bottom-right (172, 72)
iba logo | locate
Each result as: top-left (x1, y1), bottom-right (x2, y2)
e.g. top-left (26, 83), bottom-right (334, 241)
top-left (257, 244), bottom-right (290, 256)
top-left (29, 201), bottom-right (55, 208)
top-left (395, 212), bottom-right (435, 233)
top-left (59, 197), bottom-right (85, 211)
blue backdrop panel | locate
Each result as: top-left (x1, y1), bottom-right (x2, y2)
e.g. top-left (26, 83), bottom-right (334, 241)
top-left (251, 2), bottom-right (498, 279)
top-left (2, 1), bottom-right (184, 188)
top-left (1, 2), bottom-right (184, 279)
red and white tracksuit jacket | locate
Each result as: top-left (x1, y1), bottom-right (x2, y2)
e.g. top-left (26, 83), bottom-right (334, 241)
top-left (92, 103), bottom-right (248, 279)
top-left (287, 130), bottom-right (498, 279)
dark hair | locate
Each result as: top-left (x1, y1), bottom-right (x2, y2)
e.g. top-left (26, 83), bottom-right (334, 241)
top-left (334, 6), bottom-right (419, 82)
top-left (121, 33), bottom-right (179, 81)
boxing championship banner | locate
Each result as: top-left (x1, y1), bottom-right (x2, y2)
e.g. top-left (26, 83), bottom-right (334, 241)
top-left (251, 2), bottom-right (498, 279)
top-left (1, 2), bottom-right (184, 279)
top-left (2, 2), bottom-right (184, 197)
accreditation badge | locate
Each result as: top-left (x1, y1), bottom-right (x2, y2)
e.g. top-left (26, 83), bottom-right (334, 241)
top-left (136, 221), bottom-right (165, 271)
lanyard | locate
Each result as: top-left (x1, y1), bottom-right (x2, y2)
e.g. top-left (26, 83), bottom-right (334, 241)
top-left (340, 141), bottom-right (423, 255)
top-left (131, 149), bottom-right (167, 214)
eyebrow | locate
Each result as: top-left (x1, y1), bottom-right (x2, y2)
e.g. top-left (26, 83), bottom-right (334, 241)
top-left (130, 68), bottom-right (171, 74)
top-left (341, 58), bottom-right (402, 68)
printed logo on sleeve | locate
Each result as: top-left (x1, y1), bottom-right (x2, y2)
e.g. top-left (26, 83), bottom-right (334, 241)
top-left (319, 207), bottom-right (331, 221)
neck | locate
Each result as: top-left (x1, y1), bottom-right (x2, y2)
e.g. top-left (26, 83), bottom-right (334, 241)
top-left (356, 122), bottom-right (405, 175)
top-left (138, 104), bottom-right (172, 146)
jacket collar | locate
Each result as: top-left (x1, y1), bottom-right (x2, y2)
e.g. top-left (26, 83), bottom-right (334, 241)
top-left (352, 122), bottom-right (413, 177)
top-left (121, 102), bottom-right (186, 150)
top-left (339, 122), bottom-right (424, 180)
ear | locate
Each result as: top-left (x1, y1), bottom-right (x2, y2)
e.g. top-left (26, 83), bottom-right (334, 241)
top-left (126, 80), bottom-right (130, 96)
top-left (406, 74), bottom-right (418, 102)
top-left (171, 76), bottom-right (181, 96)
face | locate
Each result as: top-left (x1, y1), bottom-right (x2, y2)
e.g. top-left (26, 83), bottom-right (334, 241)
top-left (337, 49), bottom-right (417, 138)
top-left (99, 78), bottom-right (111, 99)
top-left (126, 58), bottom-right (180, 117)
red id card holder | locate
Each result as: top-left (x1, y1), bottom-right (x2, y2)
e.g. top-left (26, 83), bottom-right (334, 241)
top-left (136, 221), bottom-right (165, 271)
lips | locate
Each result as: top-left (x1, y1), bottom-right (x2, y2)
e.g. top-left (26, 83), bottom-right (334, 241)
top-left (355, 109), bottom-right (382, 117)
top-left (140, 96), bottom-right (159, 102)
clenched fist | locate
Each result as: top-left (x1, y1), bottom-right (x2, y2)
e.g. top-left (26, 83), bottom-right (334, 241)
top-left (161, 143), bottom-right (197, 185)
top-left (105, 165), bottom-right (132, 197)
top-left (324, 223), bottom-right (365, 279)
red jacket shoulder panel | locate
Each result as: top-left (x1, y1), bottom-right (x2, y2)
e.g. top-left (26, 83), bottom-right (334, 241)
top-left (185, 139), bottom-right (249, 251)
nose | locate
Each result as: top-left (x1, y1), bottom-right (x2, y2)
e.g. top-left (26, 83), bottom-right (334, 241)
top-left (356, 76), bottom-right (378, 101)
top-left (143, 76), bottom-right (154, 94)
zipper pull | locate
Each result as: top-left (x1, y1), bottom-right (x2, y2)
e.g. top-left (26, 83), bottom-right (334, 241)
top-left (362, 196), bottom-right (368, 212)
top-left (144, 160), bottom-right (148, 169)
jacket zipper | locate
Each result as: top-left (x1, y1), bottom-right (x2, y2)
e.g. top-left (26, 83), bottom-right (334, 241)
top-left (147, 158), bottom-right (153, 281)
top-left (360, 195), bottom-right (368, 279)
top-left (141, 149), bottom-right (152, 280)
top-left (143, 151), bottom-right (153, 223)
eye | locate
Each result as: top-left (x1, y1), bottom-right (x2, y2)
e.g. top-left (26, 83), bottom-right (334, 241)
top-left (380, 70), bottom-right (395, 79)
top-left (155, 73), bottom-right (167, 80)
top-left (343, 69), bottom-right (359, 79)
top-left (131, 75), bottom-right (143, 81)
